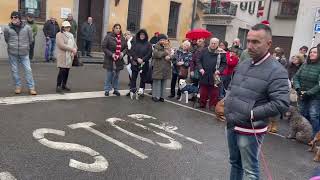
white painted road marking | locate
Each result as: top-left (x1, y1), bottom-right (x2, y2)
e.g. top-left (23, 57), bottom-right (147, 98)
top-left (0, 172), bottom-right (17, 180)
top-left (106, 118), bottom-right (182, 150)
top-left (127, 114), bottom-right (203, 145)
top-left (33, 128), bottom-right (109, 172)
top-left (68, 122), bottom-right (148, 159)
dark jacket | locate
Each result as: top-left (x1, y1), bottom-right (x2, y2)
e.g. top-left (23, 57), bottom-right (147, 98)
top-left (43, 20), bottom-right (60, 38)
top-left (101, 32), bottom-right (127, 71)
top-left (287, 62), bottom-right (302, 80)
top-left (172, 49), bottom-right (192, 74)
top-left (130, 29), bottom-right (152, 72)
top-left (81, 22), bottom-right (96, 41)
top-left (152, 43), bottom-right (171, 80)
top-left (293, 60), bottom-right (320, 99)
top-left (3, 22), bottom-right (33, 56)
top-left (198, 47), bottom-right (227, 86)
top-left (225, 54), bottom-right (290, 129)
top-left (190, 46), bottom-right (204, 72)
top-left (67, 19), bottom-right (77, 38)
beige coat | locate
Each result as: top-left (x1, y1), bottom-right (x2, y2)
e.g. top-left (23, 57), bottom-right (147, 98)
top-left (56, 32), bottom-right (77, 68)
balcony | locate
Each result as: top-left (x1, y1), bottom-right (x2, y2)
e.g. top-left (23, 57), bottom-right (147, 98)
top-left (202, 1), bottom-right (237, 17)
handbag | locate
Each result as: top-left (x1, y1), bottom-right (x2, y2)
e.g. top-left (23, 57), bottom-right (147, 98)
top-left (179, 66), bottom-right (188, 79)
top-left (72, 52), bottom-right (83, 66)
top-left (215, 99), bottom-right (226, 122)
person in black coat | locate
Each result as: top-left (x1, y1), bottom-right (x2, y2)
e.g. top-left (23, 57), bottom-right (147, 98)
top-left (129, 29), bottom-right (153, 96)
top-left (198, 38), bottom-right (227, 109)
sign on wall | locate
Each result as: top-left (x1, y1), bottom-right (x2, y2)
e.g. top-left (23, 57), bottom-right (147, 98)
top-left (61, 8), bottom-right (72, 19)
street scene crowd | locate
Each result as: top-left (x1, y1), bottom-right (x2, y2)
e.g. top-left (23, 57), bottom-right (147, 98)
top-left (2, 10), bottom-right (320, 180)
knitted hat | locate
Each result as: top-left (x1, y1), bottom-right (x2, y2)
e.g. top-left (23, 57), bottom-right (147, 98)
top-left (158, 34), bottom-right (168, 40)
top-left (10, 11), bottom-right (21, 19)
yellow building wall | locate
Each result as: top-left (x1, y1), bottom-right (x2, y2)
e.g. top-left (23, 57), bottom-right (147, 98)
top-left (0, 1), bottom-right (18, 24)
top-left (107, 0), bottom-right (194, 42)
top-left (47, 0), bottom-right (74, 24)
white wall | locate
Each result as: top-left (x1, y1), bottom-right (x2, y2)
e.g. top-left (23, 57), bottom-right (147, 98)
top-left (290, 0), bottom-right (320, 57)
top-left (267, 1), bottom-right (296, 37)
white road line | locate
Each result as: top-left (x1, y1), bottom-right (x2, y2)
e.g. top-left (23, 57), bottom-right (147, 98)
top-left (68, 122), bottom-right (148, 159)
top-left (0, 172), bottom-right (17, 180)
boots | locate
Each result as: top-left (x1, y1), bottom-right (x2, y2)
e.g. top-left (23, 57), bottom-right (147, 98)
top-left (56, 86), bottom-right (63, 94)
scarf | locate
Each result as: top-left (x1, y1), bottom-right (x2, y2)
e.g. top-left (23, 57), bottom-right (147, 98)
top-left (115, 34), bottom-right (122, 61)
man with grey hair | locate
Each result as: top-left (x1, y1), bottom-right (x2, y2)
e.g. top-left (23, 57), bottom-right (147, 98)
top-left (224, 24), bottom-right (289, 179)
top-left (198, 37), bottom-right (226, 109)
top-left (66, 13), bottom-right (78, 38)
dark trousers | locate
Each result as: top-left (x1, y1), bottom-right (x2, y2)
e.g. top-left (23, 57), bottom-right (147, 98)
top-left (82, 40), bottom-right (92, 56)
top-left (170, 73), bottom-right (181, 97)
top-left (130, 70), bottom-right (146, 92)
top-left (57, 68), bottom-right (70, 87)
top-left (29, 41), bottom-right (35, 60)
top-left (199, 84), bottom-right (219, 108)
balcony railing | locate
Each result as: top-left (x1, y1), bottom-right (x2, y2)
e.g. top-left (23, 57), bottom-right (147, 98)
top-left (202, 2), bottom-right (237, 16)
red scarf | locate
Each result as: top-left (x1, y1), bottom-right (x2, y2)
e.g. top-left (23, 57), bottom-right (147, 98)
top-left (114, 34), bottom-right (122, 61)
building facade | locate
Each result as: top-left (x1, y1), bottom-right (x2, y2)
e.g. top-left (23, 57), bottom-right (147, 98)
top-left (0, 0), bottom-right (195, 59)
top-left (196, 0), bottom-right (301, 57)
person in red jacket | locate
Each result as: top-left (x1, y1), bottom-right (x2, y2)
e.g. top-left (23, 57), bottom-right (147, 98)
top-left (219, 45), bottom-right (240, 99)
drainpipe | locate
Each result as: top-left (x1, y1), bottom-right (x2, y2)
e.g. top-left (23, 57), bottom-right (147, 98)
top-left (267, 0), bottom-right (272, 20)
top-left (191, 0), bottom-right (197, 29)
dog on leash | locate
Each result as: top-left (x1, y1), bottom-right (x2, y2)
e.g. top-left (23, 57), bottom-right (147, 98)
top-left (286, 106), bottom-right (313, 144)
top-left (178, 79), bottom-right (199, 104)
top-left (130, 88), bottom-right (144, 100)
top-left (308, 132), bottom-right (320, 162)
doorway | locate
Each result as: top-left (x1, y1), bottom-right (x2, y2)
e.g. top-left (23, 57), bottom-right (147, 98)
top-left (77, 0), bottom-right (105, 52)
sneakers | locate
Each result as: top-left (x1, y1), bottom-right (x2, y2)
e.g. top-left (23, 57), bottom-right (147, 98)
top-left (62, 86), bottom-right (71, 91)
top-left (29, 88), bottom-right (37, 95)
top-left (105, 91), bottom-right (109, 96)
top-left (113, 91), bottom-right (121, 96)
top-left (159, 98), bottom-right (165, 102)
top-left (152, 97), bottom-right (159, 102)
top-left (14, 87), bottom-right (22, 94)
top-left (56, 86), bottom-right (63, 94)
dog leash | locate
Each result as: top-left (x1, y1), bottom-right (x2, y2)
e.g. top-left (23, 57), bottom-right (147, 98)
top-left (250, 118), bottom-right (273, 180)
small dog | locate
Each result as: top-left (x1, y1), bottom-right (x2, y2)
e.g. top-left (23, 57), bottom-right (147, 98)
top-left (308, 131), bottom-right (320, 162)
top-left (130, 88), bottom-right (144, 100)
top-left (178, 79), bottom-right (199, 104)
top-left (286, 106), bottom-right (313, 144)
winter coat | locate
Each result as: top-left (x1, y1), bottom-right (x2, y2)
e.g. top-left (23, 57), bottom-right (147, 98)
top-left (43, 20), bottom-right (60, 38)
top-left (66, 19), bottom-right (77, 38)
top-left (101, 32), bottom-right (128, 71)
top-left (55, 32), bottom-right (77, 68)
top-left (152, 43), bottom-right (172, 80)
top-left (129, 29), bottom-right (152, 72)
top-left (293, 60), bottom-right (320, 99)
top-left (222, 51), bottom-right (239, 76)
top-left (26, 20), bottom-right (38, 41)
top-left (287, 62), bottom-right (302, 80)
top-left (198, 47), bottom-right (227, 86)
top-left (80, 22), bottom-right (96, 41)
top-left (3, 22), bottom-right (33, 56)
top-left (172, 49), bottom-right (192, 74)
top-left (190, 46), bottom-right (204, 72)
top-left (225, 54), bottom-right (290, 130)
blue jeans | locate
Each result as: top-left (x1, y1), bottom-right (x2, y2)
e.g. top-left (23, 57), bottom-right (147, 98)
top-left (104, 70), bottom-right (120, 92)
top-left (48, 38), bottom-right (56, 60)
top-left (226, 128), bottom-right (265, 180)
top-left (299, 99), bottom-right (320, 137)
top-left (8, 55), bottom-right (35, 89)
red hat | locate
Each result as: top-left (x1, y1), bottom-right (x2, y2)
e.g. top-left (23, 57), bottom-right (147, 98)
top-left (261, 20), bottom-right (270, 26)
top-left (155, 32), bottom-right (160, 35)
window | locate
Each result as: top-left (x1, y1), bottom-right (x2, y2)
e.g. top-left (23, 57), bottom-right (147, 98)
top-left (248, 2), bottom-right (256, 14)
top-left (238, 28), bottom-right (249, 49)
top-left (19, 0), bottom-right (46, 22)
top-left (126, 0), bottom-right (142, 32)
top-left (167, 2), bottom-right (181, 38)
top-left (277, 0), bottom-right (299, 18)
top-left (240, 2), bottom-right (248, 11)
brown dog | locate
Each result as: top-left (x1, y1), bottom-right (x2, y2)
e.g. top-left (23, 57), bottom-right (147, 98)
top-left (215, 99), bottom-right (225, 122)
top-left (308, 131), bottom-right (320, 162)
